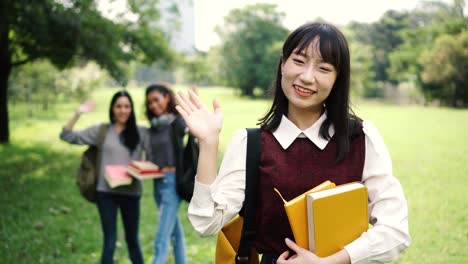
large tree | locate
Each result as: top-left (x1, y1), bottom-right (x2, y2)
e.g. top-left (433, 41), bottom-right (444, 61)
top-left (387, 1), bottom-right (465, 84)
top-left (216, 3), bottom-right (288, 96)
top-left (419, 31), bottom-right (468, 107)
top-left (0, 0), bottom-right (175, 144)
top-left (350, 10), bottom-right (410, 86)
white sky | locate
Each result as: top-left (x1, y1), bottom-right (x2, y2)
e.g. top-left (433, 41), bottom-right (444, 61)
top-left (193, 0), bottom-right (461, 51)
top-left (97, 0), bottom-right (464, 51)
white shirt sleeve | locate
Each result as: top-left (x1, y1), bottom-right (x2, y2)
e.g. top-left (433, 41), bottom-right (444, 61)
top-left (344, 120), bottom-right (411, 263)
top-left (188, 128), bottom-right (248, 236)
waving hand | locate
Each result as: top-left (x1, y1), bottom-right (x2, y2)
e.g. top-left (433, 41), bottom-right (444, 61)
top-left (175, 89), bottom-right (223, 144)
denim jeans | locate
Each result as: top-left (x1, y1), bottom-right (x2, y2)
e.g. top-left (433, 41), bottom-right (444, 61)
top-left (96, 192), bottom-right (143, 264)
top-left (152, 171), bottom-right (187, 264)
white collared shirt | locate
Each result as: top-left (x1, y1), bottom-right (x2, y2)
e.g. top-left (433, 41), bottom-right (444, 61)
top-left (188, 114), bottom-right (411, 264)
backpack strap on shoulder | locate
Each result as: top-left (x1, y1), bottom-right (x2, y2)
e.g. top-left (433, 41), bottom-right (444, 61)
top-left (95, 124), bottom-right (108, 175)
top-left (236, 128), bottom-right (261, 264)
top-left (97, 124), bottom-right (108, 147)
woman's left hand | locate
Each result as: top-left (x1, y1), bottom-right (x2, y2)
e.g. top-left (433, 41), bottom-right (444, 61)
top-left (175, 89), bottom-right (223, 144)
top-left (277, 238), bottom-right (323, 264)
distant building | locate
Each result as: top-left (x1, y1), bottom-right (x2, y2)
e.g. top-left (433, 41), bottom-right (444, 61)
top-left (159, 0), bottom-right (195, 55)
top-left (134, 0), bottom-right (196, 84)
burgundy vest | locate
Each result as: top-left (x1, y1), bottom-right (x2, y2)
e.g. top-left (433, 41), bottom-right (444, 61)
top-left (254, 127), bottom-right (366, 256)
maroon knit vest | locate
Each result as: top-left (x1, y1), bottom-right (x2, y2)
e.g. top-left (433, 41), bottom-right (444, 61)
top-left (254, 126), bottom-right (366, 256)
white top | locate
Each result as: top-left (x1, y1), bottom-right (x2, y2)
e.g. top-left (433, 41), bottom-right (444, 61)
top-left (188, 113), bottom-right (411, 264)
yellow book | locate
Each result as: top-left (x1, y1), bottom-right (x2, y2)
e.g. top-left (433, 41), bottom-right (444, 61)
top-left (274, 180), bottom-right (336, 249)
top-left (306, 182), bottom-right (368, 257)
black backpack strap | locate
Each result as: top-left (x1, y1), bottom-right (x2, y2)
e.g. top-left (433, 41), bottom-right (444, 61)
top-left (236, 128), bottom-right (261, 264)
top-left (170, 119), bottom-right (184, 151)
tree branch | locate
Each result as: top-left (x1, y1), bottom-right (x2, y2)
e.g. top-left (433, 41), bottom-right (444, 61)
top-left (11, 57), bottom-right (34, 67)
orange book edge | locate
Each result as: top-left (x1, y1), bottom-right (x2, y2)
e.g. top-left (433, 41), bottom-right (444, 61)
top-left (274, 180), bottom-right (336, 249)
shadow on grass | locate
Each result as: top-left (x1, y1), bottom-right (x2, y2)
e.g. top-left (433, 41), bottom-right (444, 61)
top-left (0, 143), bottom-right (217, 264)
top-left (0, 143), bottom-right (102, 264)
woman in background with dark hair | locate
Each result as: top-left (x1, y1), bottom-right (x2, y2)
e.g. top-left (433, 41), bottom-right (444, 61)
top-left (60, 90), bottom-right (146, 264)
top-left (144, 83), bottom-right (187, 264)
top-left (176, 22), bottom-right (411, 264)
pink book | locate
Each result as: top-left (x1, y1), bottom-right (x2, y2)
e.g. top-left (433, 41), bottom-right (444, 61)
top-left (105, 165), bottom-right (132, 188)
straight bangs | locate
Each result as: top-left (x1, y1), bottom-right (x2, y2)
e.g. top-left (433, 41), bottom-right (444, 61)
top-left (285, 25), bottom-right (343, 74)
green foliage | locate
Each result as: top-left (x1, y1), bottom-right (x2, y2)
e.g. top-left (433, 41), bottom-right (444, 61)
top-left (2, 87), bottom-right (468, 263)
top-left (344, 28), bottom-right (375, 97)
top-left (419, 31), bottom-right (468, 107)
top-left (348, 0), bottom-right (467, 105)
top-left (7, 0), bottom-right (173, 79)
top-left (9, 61), bottom-right (109, 112)
top-left (387, 10), bottom-right (467, 106)
top-left (8, 60), bottom-right (58, 114)
top-left (216, 3), bottom-right (288, 96)
top-left (179, 50), bottom-right (216, 86)
top-left (387, 9), bottom-right (467, 84)
top-left (0, 0), bottom-right (176, 143)
top-left (350, 10), bottom-right (410, 86)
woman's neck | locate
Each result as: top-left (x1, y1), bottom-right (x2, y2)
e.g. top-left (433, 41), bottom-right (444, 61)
top-left (114, 122), bottom-right (126, 133)
top-left (287, 106), bottom-right (323, 130)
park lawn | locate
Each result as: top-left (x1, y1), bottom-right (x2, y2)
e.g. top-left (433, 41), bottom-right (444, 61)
top-left (1, 86), bottom-right (467, 263)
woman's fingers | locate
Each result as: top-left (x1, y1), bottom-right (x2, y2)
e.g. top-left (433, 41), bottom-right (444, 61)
top-left (188, 89), bottom-right (204, 109)
top-left (189, 85), bottom-right (199, 95)
top-left (175, 92), bottom-right (193, 114)
top-left (212, 98), bottom-right (221, 113)
top-left (284, 238), bottom-right (304, 254)
top-left (180, 90), bottom-right (198, 112)
top-left (77, 99), bottom-right (96, 113)
top-left (277, 251), bottom-right (290, 262)
top-left (175, 105), bottom-right (189, 120)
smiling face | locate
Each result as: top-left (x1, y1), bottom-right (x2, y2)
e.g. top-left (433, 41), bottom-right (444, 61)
top-left (112, 96), bottom-right (132, 125)
top-left (281, 37), bottom-right (337, 115)
top-left (146, 90), bottom-right (170, 116)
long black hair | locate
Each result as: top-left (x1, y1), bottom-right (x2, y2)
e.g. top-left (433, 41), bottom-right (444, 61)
top-left (144, 82), bottom-right (177, 121)
top-left (108, 90), bottom-right (140, 152)
top-left (258, 22), bottom-right (360, 162)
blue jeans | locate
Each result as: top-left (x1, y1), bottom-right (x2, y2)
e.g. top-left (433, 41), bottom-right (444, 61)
top-left (152, 171), bottom-right (187, 264)
top-left (96, 192), bottom-right (143, 264)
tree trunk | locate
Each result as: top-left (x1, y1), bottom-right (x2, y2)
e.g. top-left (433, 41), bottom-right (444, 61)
top-left (241, 85), bottom-right (254, 96)
top-left (0, 2), bottom-right (11, 144)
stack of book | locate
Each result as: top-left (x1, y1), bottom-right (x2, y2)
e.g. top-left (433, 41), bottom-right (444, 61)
top-left (105, 165), bottom-right (132, 188)
top-left (127, 160), bottom-right (164, 180)
top-left (276, 181), bottom-right (368, 257)
top-left (105, 161), bottom-right (165, 188)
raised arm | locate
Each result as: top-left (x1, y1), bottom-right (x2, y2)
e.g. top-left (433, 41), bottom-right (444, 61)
top-left (175, 90), bottom-right (223, 185)
top-left (60, 100), bottom-right (100, 146)
top-left (64, 100), bottom-right (96, 130)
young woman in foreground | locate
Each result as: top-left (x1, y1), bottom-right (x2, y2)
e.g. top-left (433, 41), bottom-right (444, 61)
top-left (176, 22), bottom-right (411, 264)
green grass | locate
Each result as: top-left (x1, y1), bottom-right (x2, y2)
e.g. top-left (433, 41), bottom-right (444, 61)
top-left (1, 86), bottom-right (467, 263)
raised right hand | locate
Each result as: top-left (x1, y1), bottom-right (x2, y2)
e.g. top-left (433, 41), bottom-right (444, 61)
top-left (76, 99), bottom-right (96, 114)
top-left (175, 89), bottom-right (223, 144)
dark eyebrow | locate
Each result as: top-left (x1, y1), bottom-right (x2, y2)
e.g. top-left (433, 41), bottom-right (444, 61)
top-left (293, 51), bottom-right (328, 64)
top-left (293, 50), bottom-right (308, 57)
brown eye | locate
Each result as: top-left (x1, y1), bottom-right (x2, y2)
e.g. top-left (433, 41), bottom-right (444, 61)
top-left (293, 59), bottom-right (304, 64)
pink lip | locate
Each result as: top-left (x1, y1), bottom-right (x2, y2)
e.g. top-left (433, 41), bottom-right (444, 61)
top-left (293, 85), bottom-right (316, 97)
